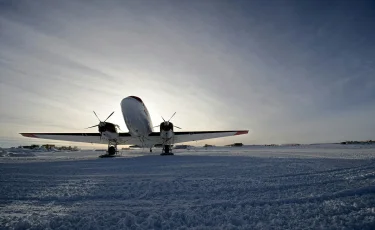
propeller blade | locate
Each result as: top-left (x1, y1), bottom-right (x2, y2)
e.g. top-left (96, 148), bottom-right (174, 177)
top-left (153, 125), bottom-right (160, 128)
top-left (168, 112), bottom-right (176, 121)
top-left (161, 116), bottom-right (165, 122)
top-left (104, 111), bottom-right (115, 122)
top-left (85, 124), bottom-right (99, 129)
top-left (93, 111), bottom-right (101, 121)
top-left (174, 125), bottom-right (182, 129)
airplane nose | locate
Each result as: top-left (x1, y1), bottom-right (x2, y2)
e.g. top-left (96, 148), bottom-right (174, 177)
top-left (121, 96), bottom-right (141, 107)
top-left (121, 97), bottom-right (129, 107)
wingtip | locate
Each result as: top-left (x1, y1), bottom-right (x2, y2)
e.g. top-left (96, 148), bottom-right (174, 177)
top-left (20, 133), bottom-right (37, 138)
top-left (234, 130), bottom-right (249, 135)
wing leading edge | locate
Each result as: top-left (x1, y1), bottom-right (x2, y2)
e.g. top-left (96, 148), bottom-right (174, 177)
top-left (20, 130), bottom-right (248, 145)
top-left (172, 130), bottom-right (248, 144)
top-left (20, 133), bottom-right (132, 145)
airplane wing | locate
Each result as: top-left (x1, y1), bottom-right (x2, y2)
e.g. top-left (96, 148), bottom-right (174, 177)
top-left (173, 130), bottom-right (248, 143)
top-left (149, 130), bottom-right (249, 144)
top-left (20, 130), bottom-right (248, 146)
top-left (20, 133), bottom-right (135, 145)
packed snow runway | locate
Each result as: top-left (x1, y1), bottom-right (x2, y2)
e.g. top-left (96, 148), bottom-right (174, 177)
top-left (1, 145), bottom-right (375, 229)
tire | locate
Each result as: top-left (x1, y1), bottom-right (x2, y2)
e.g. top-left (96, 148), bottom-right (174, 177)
top-left (164, 145), bottom-right (170, 154)
top-left (108, 146), bottom-right (116, 155)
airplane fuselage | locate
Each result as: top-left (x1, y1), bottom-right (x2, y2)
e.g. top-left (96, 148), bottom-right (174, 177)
top-left (121, 96), bottom-right (154, 137)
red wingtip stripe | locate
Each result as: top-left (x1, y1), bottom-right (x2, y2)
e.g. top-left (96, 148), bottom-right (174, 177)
top-left (234, 130), bottom-right (249, 135)
top-left (20, 133), bottom-right (37, 138)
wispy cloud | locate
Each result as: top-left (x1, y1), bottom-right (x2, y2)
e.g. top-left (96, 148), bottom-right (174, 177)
top-left (1, 0), bottom-right (375, 147)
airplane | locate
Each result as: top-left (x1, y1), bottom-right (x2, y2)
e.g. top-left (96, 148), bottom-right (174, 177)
top-left (20, 96), bottom-right (248, 157)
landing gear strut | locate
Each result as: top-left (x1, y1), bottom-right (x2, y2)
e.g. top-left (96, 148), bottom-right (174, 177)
top-left (161, 145), bottom-right (174, 156)
top-left (99, 140), bottom-right (118, 158)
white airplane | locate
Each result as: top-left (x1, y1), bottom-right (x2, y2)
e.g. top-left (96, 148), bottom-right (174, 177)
top-left (21, 96), bottom-right (248, 156)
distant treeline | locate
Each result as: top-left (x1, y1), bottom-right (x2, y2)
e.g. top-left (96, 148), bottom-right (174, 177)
top-left (341, 140), bottom-right (375, 145)
top-left (19, 144), bottom-right (79, 151)
top-left (225, 143), bottom-right (243, 147)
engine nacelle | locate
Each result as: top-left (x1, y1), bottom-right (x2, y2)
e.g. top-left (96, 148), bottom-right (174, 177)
top-left (99, 122), bottom-right (119, 141)
top-left (98, 122), bottom-right (118, 134)
top-left (160, 121), bottom-right (174, 144)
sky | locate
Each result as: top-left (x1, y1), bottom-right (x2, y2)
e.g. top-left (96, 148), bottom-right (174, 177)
top-left (1, 0), bottom-right (375, 148)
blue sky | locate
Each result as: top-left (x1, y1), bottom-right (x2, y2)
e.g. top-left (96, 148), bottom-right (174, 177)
top-left (1, 0), bottom-right (375, 147)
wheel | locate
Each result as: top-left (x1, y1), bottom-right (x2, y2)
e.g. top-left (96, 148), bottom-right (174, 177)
top-left (108, 146), bottom-right (116, 155)
top-left (165, 145), bottom-right (170, 154)
top-left (150, 148), bottom-right (152, 153)
top-left (160, 145), bottom-right (174, 155)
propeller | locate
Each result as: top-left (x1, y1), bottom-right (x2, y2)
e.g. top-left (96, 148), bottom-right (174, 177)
top-left (85, 111), bottom-right (117, 142)
top-left (154, 112), bottom-right (182, 129)
top-left (115, 124), bottom-right (122, 131)
top-left (86, 124), bottom-right (99, 129)
top-left (85, 111), bottom-right (115, 129)
top-left (168, 112), bottom-right (176, 122)
top-left (93, 111), bottom-right (100, 121)
top-left (104, 111), bottom-right (114, 122)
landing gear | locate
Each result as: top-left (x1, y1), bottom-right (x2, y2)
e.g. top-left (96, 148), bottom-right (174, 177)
top-left (99, 140), bottom-right (118, 158)
top-left (108, 146), bottom-right (116, 155)
top-left (150, 148), bottom-right (152, 153)
top-left (161, 145), bottom-right (174, 156)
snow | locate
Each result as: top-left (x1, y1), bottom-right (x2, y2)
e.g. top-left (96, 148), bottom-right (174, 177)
top-left (1, 145), bottom-right (375, 229)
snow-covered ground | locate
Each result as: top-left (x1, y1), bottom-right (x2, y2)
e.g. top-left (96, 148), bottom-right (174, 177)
top-left (1, 145), bottom-right (375, 229)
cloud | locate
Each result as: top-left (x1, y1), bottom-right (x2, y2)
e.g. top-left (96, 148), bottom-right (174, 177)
top-left (0, 0), bottom-right (375, 147)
